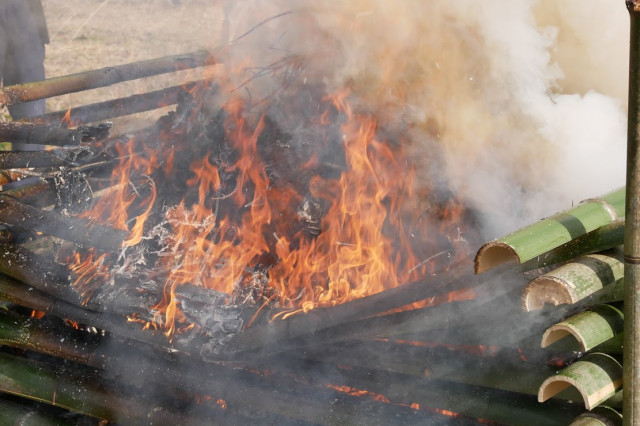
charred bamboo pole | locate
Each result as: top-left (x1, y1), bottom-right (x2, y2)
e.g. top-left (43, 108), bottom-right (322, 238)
top-left (626, 3), bottom-right (640, 423)
top-left (0, 395), bottom-right (97, 426)
top-left (0, 146), bottom-right (110, 169)
top-left (267, 356), bottom-right (585, 426)
top-left (1, 179), bottom-right (57, 208)
top-left (0, 198), bottom-right (127, 251)
top-left (0, 308), bottom-right (459, 425)
top-left (207, 261), bottom-right (520, 360)
top-left (542, 304), bottom-right (624, 352)
top-left (539, 353), bottom-right (623, 410)
top-left (27, 82), bottom-right (198, 126)
top-left (475, 188), bottom-right (625, 273)
top-left (295, 340), bottom-right (579, 397)
top-left (0, 122), bottom-right (111, 146)
top-left (0, 272), bottom-right (192, 350)
top-left (0, 50), bottom-right (217, 108)
top-left (522, 249), bottom-right (624, 311)
top-left (0, 351), bottom-right (238, 425)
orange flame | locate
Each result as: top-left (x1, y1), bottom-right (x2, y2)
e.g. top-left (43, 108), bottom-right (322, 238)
top-left (69, 83), bottom-right (471, 337)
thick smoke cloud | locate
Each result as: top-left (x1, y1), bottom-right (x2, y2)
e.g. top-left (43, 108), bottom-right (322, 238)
top-left (220, 0), bottom-right (629, 237)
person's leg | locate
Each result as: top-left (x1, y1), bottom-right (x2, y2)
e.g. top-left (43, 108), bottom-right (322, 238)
top-left (3, 1), bottom-right (46, 119)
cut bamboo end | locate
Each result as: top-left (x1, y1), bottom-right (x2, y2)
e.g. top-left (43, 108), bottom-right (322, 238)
top-left (522, 251), bottom-right (624, 312)
top-left (538, 353), bottom-right (623, 410)
top-left (522, 276), bottom-right (576, 312)
top-left (474, 242), bottom-right (519, 274)
top-left (569, 406), bottom-right (622, 426)
top-left (474, 188), bottom-right (625, 274)
top-left (541, 305), bottom-right (624, 352)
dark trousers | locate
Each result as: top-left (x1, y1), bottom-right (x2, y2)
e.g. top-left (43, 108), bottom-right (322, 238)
top-left (0, 0), bottom-right (46, 119)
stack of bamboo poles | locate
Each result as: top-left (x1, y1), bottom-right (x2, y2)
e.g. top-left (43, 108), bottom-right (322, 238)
top-left (475, 188), bottom-right (627, 425)
top-left (0, 51), bottom-right (622, 424)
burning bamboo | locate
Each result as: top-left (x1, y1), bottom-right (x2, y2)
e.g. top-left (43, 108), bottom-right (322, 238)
top-left (538, 353), bottom-right (623, 410)
top-left (541, 304), bottom-right (624, 352)
top-left (0, 198), bottom-right (127, 251)
top-left (475, 188), bottom-right (625, 273)
top-left (27, 82), bottom-right (199, 126)
top-left (206, 261), bottom-right (518, 360)
top-left (0, 50), bottom-right (217, 108)
top-left (0, 122), bottom-right (111, 146)
top-left (522, 249), bottom-right (624, 312)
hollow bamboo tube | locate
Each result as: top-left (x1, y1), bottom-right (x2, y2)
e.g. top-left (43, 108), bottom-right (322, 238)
top-left (538, 353), bottom-right (623, 410)
top-left (0, 50), bottom-right (217, 107)
top-left (542, 305), bottom-right (624, 352)
top-left (522, 249), bottom-right (624, 311)
top-left (570, 406), bottom-right (622, 426)
top-left (475, 188), bottom-right (625, 273)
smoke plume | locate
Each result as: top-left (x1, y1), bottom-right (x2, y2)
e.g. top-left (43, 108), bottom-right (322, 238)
top-left (219, 0), bottom-right (629, 238)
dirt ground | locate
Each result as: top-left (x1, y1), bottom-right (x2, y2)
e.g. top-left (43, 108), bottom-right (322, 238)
top-left (20, 0), bottom-right (223, 131)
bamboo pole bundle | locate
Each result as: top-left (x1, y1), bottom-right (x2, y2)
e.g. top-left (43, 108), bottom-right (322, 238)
top-left (268, 355), bottom-right (585, 426)
top-left (475, 188), bottom-right (625, 274)
top-left (542, 305), bottom-right (624, 352)
top-left (539, 353), bottom-right (623, 410)
top-left (0, 50), bottom-right (217, 108)
top-left (27, 82), bottom-right (199, 126)
top-left (522, 249), bottom-right (624, 312)
top-left (211, 262), bottom-right (521, 360)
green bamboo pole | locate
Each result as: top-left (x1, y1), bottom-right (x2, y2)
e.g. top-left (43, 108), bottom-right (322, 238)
top-left (521, 219), bottom-right (624, 270)
top-left (539, 353), bottom-right (623, 410)
top-left (474, 188), bottom-right (625, 273)
top-left (541, 305), bottom-right (624, 352)
top-left (522, 250), bottom-right (624, 311)
top-left (570, 406), bottom-right (623, 426)
top-left (624, 3), bottom-right (640, 423)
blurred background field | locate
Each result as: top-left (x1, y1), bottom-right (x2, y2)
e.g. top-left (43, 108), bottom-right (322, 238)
top-left (4, 0), bottom-right (223, 131)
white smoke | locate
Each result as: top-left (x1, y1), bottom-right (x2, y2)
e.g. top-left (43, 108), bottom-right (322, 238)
top-left (220, 0), bottom-right (630, 238)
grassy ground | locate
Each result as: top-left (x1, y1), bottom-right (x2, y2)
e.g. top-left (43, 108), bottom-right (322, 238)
top-left (6, 0), bottom-right (223, 132)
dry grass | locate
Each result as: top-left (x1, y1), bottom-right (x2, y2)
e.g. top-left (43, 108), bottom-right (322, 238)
top-left (39, 0), bottom-right (223, 132)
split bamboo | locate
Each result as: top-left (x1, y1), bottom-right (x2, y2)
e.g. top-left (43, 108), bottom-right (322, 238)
top-left (541, 304), bottom-right (624, 352)
top-left (475, 188), bottom-right (625, 273)
top-left (570, 406), bottom-right (622, 426)
top-left (538, 353), bottom-right (623, 410)
top-left (522, 249), bottom-right (624, 311)
top-left (0, 395), bottom-right (94, 426)
top-left (0, 50), bottom-right (217, 107)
